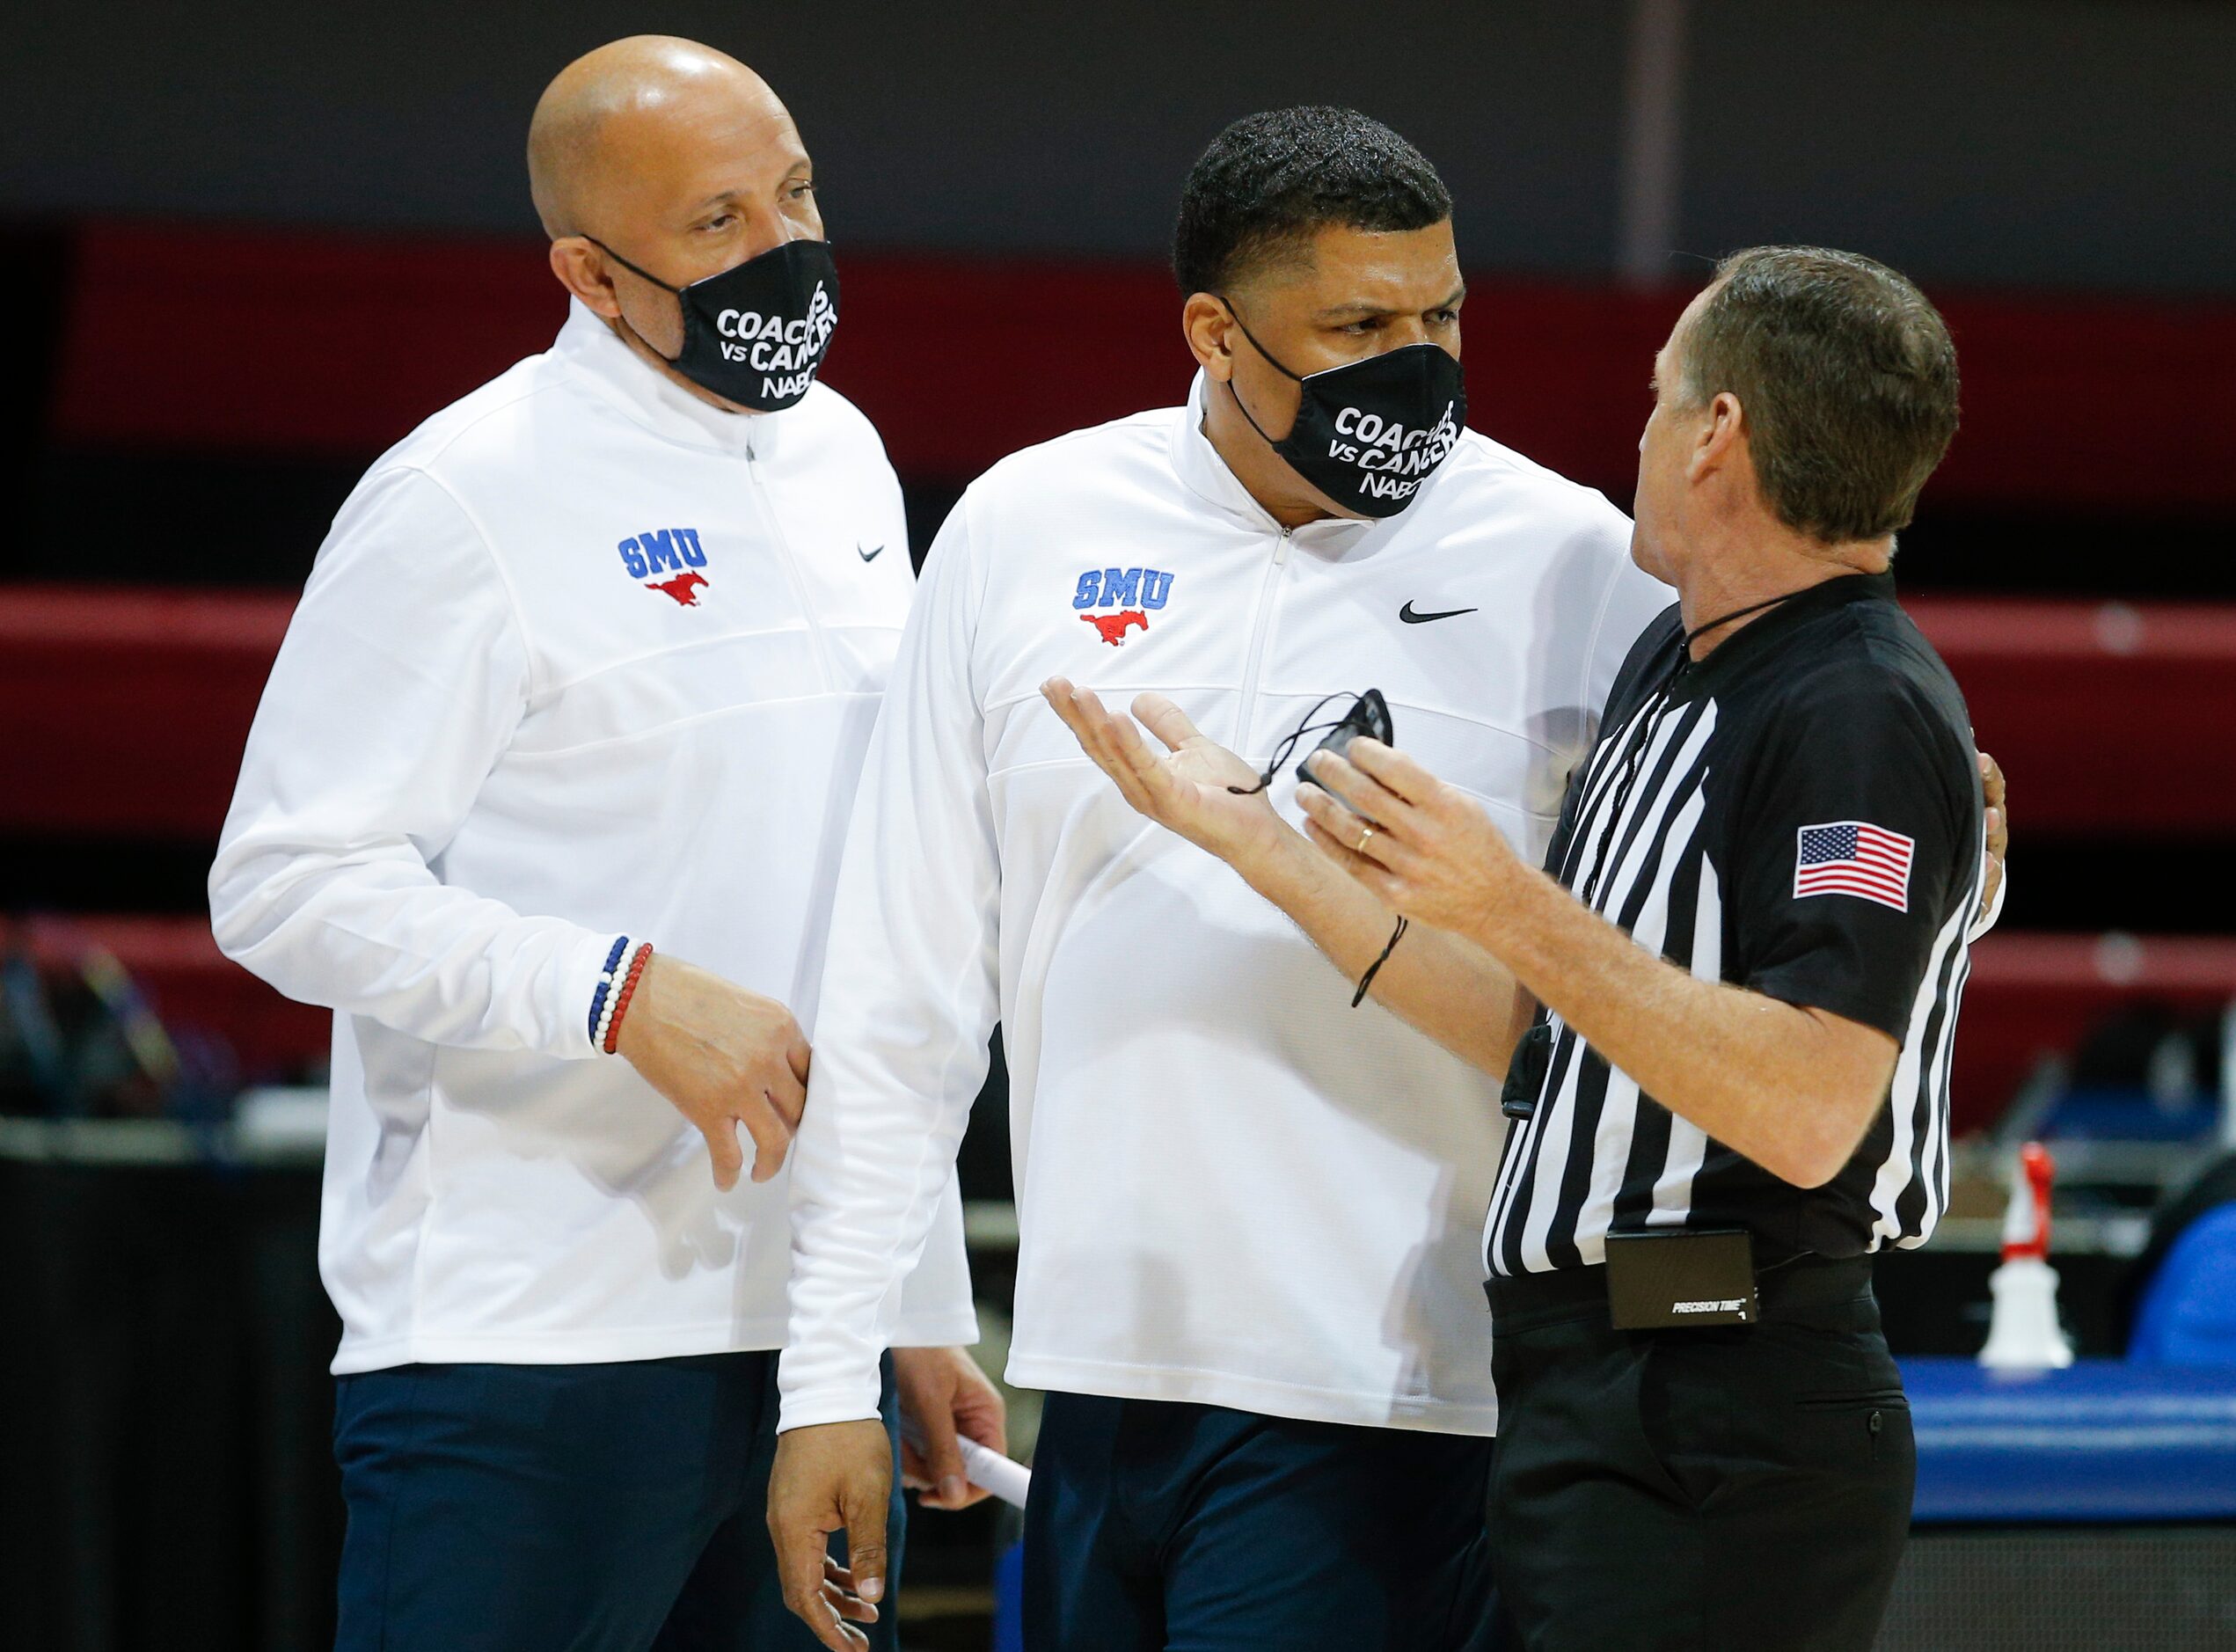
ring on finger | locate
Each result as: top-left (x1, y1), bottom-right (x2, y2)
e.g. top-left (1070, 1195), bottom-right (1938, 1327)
top-left (1356, 822), bottom-right (1377, 854)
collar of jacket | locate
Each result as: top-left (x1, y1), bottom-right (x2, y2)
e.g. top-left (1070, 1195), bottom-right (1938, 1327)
top-left (548, 296), bottom-right (793, 461)
top-left (1166, 369), bottom-right (1376, 553)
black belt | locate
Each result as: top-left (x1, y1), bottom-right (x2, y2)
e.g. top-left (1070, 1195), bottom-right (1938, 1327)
top-left (1485, 1252), bottom-right (1874, 1330)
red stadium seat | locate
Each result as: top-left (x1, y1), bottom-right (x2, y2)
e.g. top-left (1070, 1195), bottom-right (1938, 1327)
top-left (45, 220), bottom-right (2236, 509)
top-left (0, 586), bottom-right (291, 837)
top-left (18, 912), bottom-right (329, 1080)
top-left (1910, 599), bottom-right (2236, 835)
top-left (9, 587), bottom-right (2232, 842)
top-left (1961, 934), bottom-right (2236, 1134)
top-left (20, 911), bottom-right (2230, 1134)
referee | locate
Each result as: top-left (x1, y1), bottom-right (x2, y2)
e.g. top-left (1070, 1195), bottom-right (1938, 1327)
top-left (1293, 247), bottom-right (1980, 1648)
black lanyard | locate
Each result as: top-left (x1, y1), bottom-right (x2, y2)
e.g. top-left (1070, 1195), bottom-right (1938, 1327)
top-left (1681, 588), bottom-right (1808, 654)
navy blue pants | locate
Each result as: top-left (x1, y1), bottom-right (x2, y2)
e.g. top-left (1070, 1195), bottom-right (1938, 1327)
top-left (332, 1351), bottom-right (903, 1652)
top-left (1023, 1392), bottom-right (1498, 1652)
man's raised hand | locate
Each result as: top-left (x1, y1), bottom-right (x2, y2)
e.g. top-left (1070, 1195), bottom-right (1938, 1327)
top-left (1041, 678), bottom-right (1285, 864)
top-left (616, 953), bottom-right (811, 1188)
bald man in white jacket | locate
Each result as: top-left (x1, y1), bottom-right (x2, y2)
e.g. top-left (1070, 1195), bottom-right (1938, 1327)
top-left (209, 38), bottom-right (996, 1652)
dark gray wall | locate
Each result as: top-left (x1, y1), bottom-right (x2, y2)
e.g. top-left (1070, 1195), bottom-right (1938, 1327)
top-left (1684, 1), bottom-right (2236, 293)
top-left (6, 0), bottom-right (2232, 292)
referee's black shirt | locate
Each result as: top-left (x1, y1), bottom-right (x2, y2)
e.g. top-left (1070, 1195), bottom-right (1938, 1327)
top-left (1487, 572), bottom-right (1984, 1277)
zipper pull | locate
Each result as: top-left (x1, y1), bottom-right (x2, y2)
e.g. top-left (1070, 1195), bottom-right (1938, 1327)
top-left (1274, 527), bottom-right (1293, 567)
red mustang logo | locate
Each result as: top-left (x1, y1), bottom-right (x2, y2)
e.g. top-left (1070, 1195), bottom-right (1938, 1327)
top-left (647, 572), bottom-right (709, 607)
top-left (1081, 610), bottom-right (1148, 647)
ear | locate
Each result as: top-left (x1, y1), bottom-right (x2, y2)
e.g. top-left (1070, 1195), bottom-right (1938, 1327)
top-left (549, 238), bottom-right (623, 321)
top-left (1687, 390), bottom-right (1746, 483)
top-left (1181, 293), bottom-right (1237, 382)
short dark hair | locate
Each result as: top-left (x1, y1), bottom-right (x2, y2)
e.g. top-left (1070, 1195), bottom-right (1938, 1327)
top-left (1679, 246), bottom-right (1960, 544)
top-left (1173, 106), bottom-right (1452, 297)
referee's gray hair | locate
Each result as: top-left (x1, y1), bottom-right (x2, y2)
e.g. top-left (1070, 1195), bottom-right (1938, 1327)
top-left (1679, 246), bottom-right (1960, 545)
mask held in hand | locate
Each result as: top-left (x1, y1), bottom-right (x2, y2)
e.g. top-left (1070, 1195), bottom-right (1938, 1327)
top-left (1219, 301), bottom-right (1465, 519)
top-left (1298, 689), bottom-right (1394, 808)
top-left (589, 236), bottom-right (840, 411)
top-left (1229, 690), bottom-right (1408, 1005)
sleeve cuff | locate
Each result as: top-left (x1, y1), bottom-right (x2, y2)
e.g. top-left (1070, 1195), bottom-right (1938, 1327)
top-left (1747, 966), bottom-right (1915, 1047)
top-left (888, 1309), bottom-right (982, 1349)
top-left (552, 930), bottom-right (634, 1061)
top-left (776, 1368), bottom-right (887, 1435)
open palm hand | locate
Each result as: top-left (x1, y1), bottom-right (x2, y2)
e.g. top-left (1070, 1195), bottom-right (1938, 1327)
top-left (1041, 679), bottom-right (1289, 864)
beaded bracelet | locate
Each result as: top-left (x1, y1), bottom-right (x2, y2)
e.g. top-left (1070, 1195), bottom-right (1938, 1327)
top-left (594, 940), bottom-right (640, 1053)
top-left (602, 941), bottom-right (655, 1055)
top-left (587, 936), bottom-right (632, 1044)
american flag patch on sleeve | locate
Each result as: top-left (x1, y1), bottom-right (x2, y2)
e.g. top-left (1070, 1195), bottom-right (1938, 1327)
top-left (1794, 821), bottom-right (1915, 911)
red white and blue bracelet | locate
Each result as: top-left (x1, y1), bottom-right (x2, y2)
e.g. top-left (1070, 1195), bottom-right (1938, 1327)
top-left (593, 939), bottom-right (655, 1055)
top-left (588, 937), bottom-right (654, 1052)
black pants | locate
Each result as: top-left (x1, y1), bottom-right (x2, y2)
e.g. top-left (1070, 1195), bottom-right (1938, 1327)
top-left (1024, 1391), bottom-right (1499, 1652)
top-left (1487, 1258), bottom-right (1912, 1652)
top-left (331, 1351), bottom-right (904, 1652)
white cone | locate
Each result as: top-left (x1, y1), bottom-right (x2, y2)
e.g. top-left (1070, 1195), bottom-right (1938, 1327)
top-left (1977, 1142), bottom-right (2074, 1370)
top-left (1978, 1255), bottom-right (2075, 1370)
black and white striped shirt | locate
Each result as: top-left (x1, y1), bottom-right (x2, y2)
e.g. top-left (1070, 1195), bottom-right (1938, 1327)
top-left (1487, 573), bottom-right (1983, 1276)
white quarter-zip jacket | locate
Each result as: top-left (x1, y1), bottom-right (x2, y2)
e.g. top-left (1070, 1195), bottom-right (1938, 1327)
top-left (210, 300), bottom-right (976, 1374)
top-left (780, 375), bottom-right (1671, 1436)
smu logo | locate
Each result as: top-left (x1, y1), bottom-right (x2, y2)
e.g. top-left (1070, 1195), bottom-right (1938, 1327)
top-left (618, 529), bottom-right (711, 605)
top-left (1072, 566), bottom-right (1173, 647)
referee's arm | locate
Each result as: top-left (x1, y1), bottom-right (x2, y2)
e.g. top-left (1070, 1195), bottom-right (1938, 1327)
top-left (1298, 682), bottom-right (1961, 1189)
top-left (1312, 746), bottom-right (1892, 1188)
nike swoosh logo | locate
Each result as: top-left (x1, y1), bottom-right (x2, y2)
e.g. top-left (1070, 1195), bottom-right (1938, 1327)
top-left (1399, 601), bottom-right (1478, 625)
top-left (858, 542), bottom-right (885, 563)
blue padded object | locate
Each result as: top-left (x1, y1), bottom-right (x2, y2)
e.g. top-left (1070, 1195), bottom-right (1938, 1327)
top-left (1902, 1357), bottom-right (2236, 1523)
top-left (2131, 1202), bottom-right (2236, 1365)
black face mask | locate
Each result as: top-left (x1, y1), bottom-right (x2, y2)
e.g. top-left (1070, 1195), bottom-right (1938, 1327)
top-left (1219, 301), bottom-right (1466, 519)
top-left (589, 237), bottom-right (839, 411)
